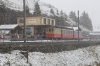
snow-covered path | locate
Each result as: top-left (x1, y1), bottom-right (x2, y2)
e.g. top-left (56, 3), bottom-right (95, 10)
top-left (0, 45), bottom-right (100, 66)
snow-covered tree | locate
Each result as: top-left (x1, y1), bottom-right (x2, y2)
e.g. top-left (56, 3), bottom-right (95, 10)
top-left (60, 10), bottom-right (63, 16)
top-left (33, 2), bottom-right (41, 16)
top-left (56, 9), bottom-right (59, 15)
top-left (69, 11), bottom-right (78, 23)
top-left (50, 8), bottom-right (55, 15)
top-left (80, 11), bottom-right (93, 31)
top-left (26, 5), bottom-right (29, 15)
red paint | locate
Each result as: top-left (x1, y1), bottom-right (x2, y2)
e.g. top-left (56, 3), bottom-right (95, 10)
top-left (62, 34), bottom-right (74, 38)
top-left (45, 33), bottom-right (83, 39)
top-left (46, 34), bottom-right (61, 38)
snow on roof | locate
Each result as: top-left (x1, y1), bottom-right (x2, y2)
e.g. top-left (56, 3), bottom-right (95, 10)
top-left (89, 31), bottom-right (100, 35)
top-left (66, 27), bottom-right (78, 31)
top-left (89, 33), bottom-right (100, 35)
top-left (72, 27), bottom-right (78, 30)
top-left (0, 24), bottom-right (19, 29)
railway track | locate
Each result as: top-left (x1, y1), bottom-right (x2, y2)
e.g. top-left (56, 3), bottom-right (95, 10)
top-left (0, 41), bottom-right (100, 53)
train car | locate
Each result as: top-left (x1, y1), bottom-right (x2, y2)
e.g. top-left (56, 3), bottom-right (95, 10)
top-left (45, 27), bottom-right (83, 40)
top-left (73, 31), bottom-right (83, 39)
top-left (45, 28), bottom-right (62, 39)
top-left (79, 31), bottom-right (83, 39)
top-left (62, 29), bottom-right (74, 39)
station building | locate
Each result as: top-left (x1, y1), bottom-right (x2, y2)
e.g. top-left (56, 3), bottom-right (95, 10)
top-left (17, 16), bottom-right (56, 38)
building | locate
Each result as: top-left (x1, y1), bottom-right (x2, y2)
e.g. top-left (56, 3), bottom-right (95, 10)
top-left (17, 16), bottom-right (56, 38)
top-left (89, 31), bottom-right (100, 39)
top-left (0, 24), bottom-right (23, 38)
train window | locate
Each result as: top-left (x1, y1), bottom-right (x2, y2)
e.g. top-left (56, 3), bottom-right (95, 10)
top-left (43, 18), bottom-right (46, 24)
top-left (52, 29), bottom-right (53, 32)
top-left (46, 29), bottom-right (48, 32)
top-left (48, 19), bottom-right (50, 25)
top-left (49, 29), bottom-right (51, 32)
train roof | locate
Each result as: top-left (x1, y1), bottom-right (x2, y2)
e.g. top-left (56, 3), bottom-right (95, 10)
top-left (54, 26), bottom-right (73, 30)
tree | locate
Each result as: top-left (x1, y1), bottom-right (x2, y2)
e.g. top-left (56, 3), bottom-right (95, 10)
top-left (80, 11), bottom-right (93, 31)
top-left (0, 3), bottom-right (6, 24)
top-left (26, 5), bottom-right (30, 15)
top-left (60, 10), bottom-right (63, 16)
top-left (33, 2), bottom-right (41, 16)
top-left (50, 8), bottom-right (55, 15)
top-left (56, 9), bottom-right (59, 15)
top-left (63, 12), bottom-right (68, 21)
top-left (69, 11), bottom-right (78, 23)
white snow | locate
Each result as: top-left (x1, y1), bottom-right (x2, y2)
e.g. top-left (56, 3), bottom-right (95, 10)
top-left (0, 24), bottom-right (19, 29)
top-left (0, 45), bottom-right (100, 66)
top-left (2, 0), bottom-right (58, 15)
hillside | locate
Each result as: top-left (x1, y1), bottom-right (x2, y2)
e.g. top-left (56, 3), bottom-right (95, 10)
top-left (1, 0), bottom-right (58, 15)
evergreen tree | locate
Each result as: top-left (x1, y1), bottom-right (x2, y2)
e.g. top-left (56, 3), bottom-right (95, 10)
top-left (80, 11), bottom-right (93, 31)
top-left (33, 2), bottom-right (41, 16)
top-left (0, 3), bottom-right (6, 24)
top-left (69, 11), bottom-right (78, 23)
top-left (56, 9), bottom-right (59, 15)
top-left (26, 5), bottom-right (30, 15)
top-left (60, 10), bottom-right (63, 16)
top-left (0, 2), bottom-right (6, 13)
top-left (50, 8), bottom-right (55, 15)
top-left (63, 12), bottom-right (68, 21)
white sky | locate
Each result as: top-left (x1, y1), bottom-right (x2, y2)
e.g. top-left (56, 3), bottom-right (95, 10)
top-left (40, 0), bottom-right (100, 31)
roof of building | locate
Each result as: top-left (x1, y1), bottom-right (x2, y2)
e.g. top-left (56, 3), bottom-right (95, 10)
top-left (0, 24), bottom-right (19, 29)
top-left (89, 31), bottom-right (100, 35)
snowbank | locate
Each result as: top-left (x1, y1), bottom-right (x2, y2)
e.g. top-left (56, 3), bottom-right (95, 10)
top-left (0, 45), bottom-right (100, 66)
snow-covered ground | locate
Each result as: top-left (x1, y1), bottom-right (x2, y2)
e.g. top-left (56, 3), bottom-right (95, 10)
top-left (0, 45), bottom-right (100, 66)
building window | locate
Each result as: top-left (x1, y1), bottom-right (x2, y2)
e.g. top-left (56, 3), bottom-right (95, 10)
top-left (26, 28), bottom-right (32, 35)
top-left (43, 18), bottom-right (46, 24)
top-left (19, 19), bottom-right (24, 23)
top-left (52, 20), bottom-right (54, 25)
top-left (48, 19), bottom-right (50, 25)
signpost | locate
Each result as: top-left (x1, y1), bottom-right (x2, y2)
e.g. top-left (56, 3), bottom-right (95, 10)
top-left (78, 11), bottom-right (79, 42)
top-left (23, 0), bottom-right (26, 43)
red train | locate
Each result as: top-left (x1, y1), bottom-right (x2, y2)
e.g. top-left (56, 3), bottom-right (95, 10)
top-left (44, 27), bottom-right (83, 39)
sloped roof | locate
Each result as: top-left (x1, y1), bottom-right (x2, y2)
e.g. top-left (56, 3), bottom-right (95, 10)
top-left (0, 24), bottom-right (19, 29)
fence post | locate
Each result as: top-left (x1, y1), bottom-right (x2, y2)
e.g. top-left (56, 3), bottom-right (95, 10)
top-left (26, 50), bottom-right (28, 63)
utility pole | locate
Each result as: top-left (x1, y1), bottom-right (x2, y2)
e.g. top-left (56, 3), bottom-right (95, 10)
top-left (78, 11), bottom-right (79, 42)
top-left (23, 0), bottom-right (26, 43)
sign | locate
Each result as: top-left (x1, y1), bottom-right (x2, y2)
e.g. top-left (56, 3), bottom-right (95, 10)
top-left (28, 19), bottom-right (36, 23)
